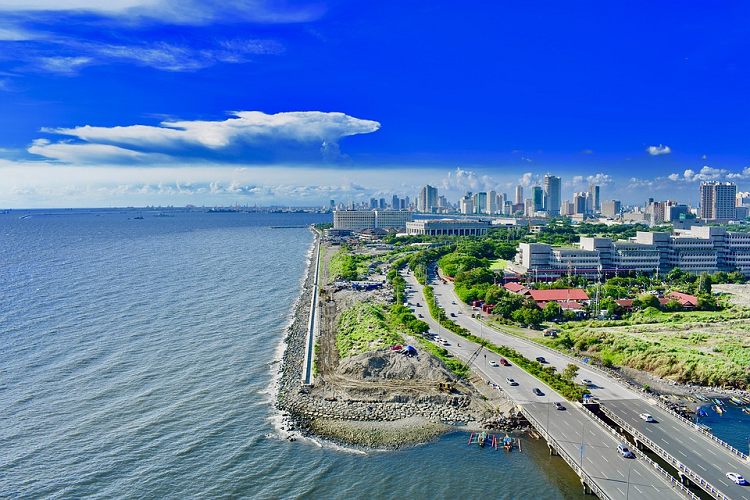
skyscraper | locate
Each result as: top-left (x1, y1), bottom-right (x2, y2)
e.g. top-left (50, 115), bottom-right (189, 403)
top-left (700, 181), bottom-right (736, 221)
top-left (418, 185), bottom-right (438, 212)
top-left (515, 185), bottom-right (523, 205)
top-left (543, 175), bottom-right (561, 216)
top-left (531, 186), bottom-right (544, 212)
top-left (588, 185), bottom-right (600, 213)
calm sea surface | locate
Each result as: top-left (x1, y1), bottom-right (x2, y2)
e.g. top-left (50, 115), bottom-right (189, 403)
top-left (1, 210), bottom-right (745, 499)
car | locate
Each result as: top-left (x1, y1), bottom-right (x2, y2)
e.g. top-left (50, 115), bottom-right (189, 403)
top-left (617, 444), bottom-right (635, 458)
top-left (582, 379), bottom-right (592, 386)
top-left (450, 312), bottom-right (456, 317)
top-left (639, 413), bottom-right (655, 422)
top-left (499, 358), bottom-right (510, 366)
top-left (535, 356), bottom-right (546, 363)
top-left (532, 388), bottom-right (543, 396)
top-left (416, 302), bottom-right (421, 307)
top-left (726, 472), bottom-right (747, 485)
top-left (506, 377), bottom-right (518, 386)
top-left (554, 402), bottom-right (565, 410)
top-left (417, 313), bottom-right (423, 318)
top-left (489, 360), bottom-right (499, 367)
top-left (452, 301), bottom-right (456, 305)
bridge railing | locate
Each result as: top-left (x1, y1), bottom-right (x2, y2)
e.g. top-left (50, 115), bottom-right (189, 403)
top-left (519, 407), bottom-right (612, 500)
top-left (479, 318), bottom-right (750, 464)
top-left (579, 406), bottom-right (701, 500)
top-left (650, 398), bottom-right (748, 461)
top-left (600, 405), bottom-right (729, 500)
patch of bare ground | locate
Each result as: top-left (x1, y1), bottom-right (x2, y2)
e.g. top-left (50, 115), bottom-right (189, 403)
top-left (284, 240), bottom-right (514, 447)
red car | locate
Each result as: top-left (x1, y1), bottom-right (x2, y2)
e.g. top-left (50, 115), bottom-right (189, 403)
top-left (499, 358), bottom-right (510, 366)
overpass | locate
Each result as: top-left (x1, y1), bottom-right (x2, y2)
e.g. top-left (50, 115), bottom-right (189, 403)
top-left (401, 269), bottom-right (690, 499)
top-left (409, 265), bottom-right (750, 500)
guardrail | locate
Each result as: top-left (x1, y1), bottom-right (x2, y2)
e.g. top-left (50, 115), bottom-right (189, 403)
top-left (478, 317), bottom-right (750, 465)
top-left (579, 406), bottom-right (701, 500)
top-left (650, 398), bottom-right (749, 462)
top-left (600, 405), bottom-right (729, 500)
top-left (520, 407), bottom-right (612, 500)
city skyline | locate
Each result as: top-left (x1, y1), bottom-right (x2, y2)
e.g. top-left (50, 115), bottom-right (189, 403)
top-left (1, 2), bottom-right (749, 208)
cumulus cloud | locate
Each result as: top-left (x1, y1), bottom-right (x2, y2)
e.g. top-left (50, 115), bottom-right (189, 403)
top-left (647, 144), bottom-right (672, 156)
top-left (586, 173), bottom-right (613, 185)
top-left (32, 111), bottom-right (380, 164)
top-left (579, 149), bottom-right (593, 155)
top-left (441, 167), bottom-right (482, 192)
top-left (519, 172), bottom-right (534, 187)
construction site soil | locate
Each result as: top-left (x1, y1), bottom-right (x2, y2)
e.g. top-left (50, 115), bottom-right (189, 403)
top-left (276, 235), bottom-right (517, 449)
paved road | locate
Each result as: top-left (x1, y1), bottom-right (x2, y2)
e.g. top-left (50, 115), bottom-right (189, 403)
top-left (406, 267), bottom-right (750, 500)
top-left (401, 270), bottom-right (685, 500)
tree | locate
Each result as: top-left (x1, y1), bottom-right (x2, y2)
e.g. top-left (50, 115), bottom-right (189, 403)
top-left (638, 293), bottom-right (660, 309)
top-left (543, 301), bottom-right (562, 321)
top-left (562, 363), bottom-right (579, 381)
top-left (698, 272), bottom-right (712, 295)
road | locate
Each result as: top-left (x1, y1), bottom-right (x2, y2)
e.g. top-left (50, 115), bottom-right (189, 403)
top-left (401, 269), bottom-right (686, 500)
top-left (403, 266), bottom-right (750, 500)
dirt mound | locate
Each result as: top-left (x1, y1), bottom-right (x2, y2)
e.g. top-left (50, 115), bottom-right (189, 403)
top-left (337, 348), bottom-right (455, 383)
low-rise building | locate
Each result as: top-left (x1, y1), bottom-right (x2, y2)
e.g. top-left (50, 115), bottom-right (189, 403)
top-left (405, 219), bottom-right (490, 236)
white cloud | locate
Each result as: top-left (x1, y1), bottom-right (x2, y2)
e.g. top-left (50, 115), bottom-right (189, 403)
top-left (646, 144), bottom-right (672, 156)
top-left (701, 154), bottom-right (707, 160)
top-left (441, 167), bottom-right (482, 192)
top-left (580, 149), bottom-right (593, 155)
top-left (36, 56), bottom-right (92, 75)
top-left (593, 174), bottom-right (612, 185)
top-left (28, 139), bottom-right (171, 163)
top-left (519, 172), bottom-right (534, 187)
top-left (727, 167), bottom-right (750, 180)
top-left (0, 0), bottom-right (324, 25)
top-left (668, 173), bottom-right (680, 181)
top-left (33, 111), bottom-right (380, 163)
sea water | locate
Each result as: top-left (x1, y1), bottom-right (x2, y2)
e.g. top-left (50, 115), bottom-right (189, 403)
top-left (12, 209), bottom-right (742, 499)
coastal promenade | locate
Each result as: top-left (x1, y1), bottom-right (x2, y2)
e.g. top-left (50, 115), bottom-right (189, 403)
top-left (301, 236), bottom-right (321, 386)
top-left (401, 269), bottom-right (715, 500)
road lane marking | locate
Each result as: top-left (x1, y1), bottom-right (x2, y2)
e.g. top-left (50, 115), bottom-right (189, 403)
top-left (696, 464), bottom-right (706, 471)
top-left (633, 469), bottom-right (642, 476)
top-left (634, 486), bottom-right (644, 495)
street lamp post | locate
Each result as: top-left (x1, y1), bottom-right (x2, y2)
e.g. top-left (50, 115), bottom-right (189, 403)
top-left (626, 459), bottom-right (636, 499)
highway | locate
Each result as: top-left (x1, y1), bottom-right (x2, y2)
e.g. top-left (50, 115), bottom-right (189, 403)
top-left (403, 265), bottom-right (750, 500)
top-left (401, 269), bottom-right (687, 500)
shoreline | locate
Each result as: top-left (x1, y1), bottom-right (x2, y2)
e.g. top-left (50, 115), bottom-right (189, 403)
top-left (275, 230), bottom-right (522, 449)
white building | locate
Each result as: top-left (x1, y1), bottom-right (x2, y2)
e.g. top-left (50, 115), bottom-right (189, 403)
top-left (405, 219), bottom-right (490, 236)
top-left (333, 210), bottom-right (412, 231)
top-left (515, 226), bottom-right (750, 277)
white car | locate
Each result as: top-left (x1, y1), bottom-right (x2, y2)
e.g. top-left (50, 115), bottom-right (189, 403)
top-left (506, 377), bottom-right (518, 386)
top-left (582, 379), bottom-right (592, 386)
top-left (489, 360), bottom-right (499, 367)
top-left (726, 472), bottom-right (747, 485)
top-left (639, 413), bottom-right (654, 422)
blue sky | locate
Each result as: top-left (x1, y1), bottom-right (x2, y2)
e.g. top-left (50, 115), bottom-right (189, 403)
top-left (1, 1), bottom-right (749, 208)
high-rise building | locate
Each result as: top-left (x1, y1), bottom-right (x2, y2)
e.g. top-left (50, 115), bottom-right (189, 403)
top-left (574, 192), bottom-right (587, 215)
top-left (601, 200), bottom-right (621, 218)
top-left (418, 185), bottom-right (438, 212)
top-left (531, 186), bottom-right (544, 212)
top-left (474, 192), bottom-right (488, 214)
top-left (392, 195), bottom-right (400, 210)
top-left (496, 193), bottom-right (507, 215)
top-left (487, 190), bottom-right (496, 214)
top-left (460, 192), bottom-right (474, 214)
top-left (543, 175), bottom-right (561, 216)
top-left (515, 185), bottom-right (523, 205)
top-left (588, 185), bottom-right (600, 213)
top-left (700, 181), bottom-right (736, 221)
top-left (369, 198), bottom-right (378, 209)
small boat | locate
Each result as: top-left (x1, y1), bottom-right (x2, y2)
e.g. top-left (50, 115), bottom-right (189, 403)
top-left (468, 431), bottom-right (498, 450)
top-left (731, 397), bottom-right (744, 406)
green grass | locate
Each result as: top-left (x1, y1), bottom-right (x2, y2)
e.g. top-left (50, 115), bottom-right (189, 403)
top-left (336, 302), bottom-right (403, 357)
top-left (488, 259), bottom-right (508, 270)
